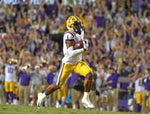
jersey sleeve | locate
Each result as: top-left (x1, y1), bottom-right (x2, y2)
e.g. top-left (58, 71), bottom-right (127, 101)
top-left (64, 32), bottom-right (75, 41)
top-left (81, 30), bottom-right (84, 40)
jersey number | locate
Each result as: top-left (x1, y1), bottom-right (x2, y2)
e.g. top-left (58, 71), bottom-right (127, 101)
top-left (138, 80), bottom-right (142, 86)
top-left (8, 67), bottom-right (13, 73)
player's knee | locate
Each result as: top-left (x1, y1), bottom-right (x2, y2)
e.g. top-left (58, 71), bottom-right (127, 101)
top-left (53, 83), bottom-right (60, 89)
top-left (86, 72), bottom-right (92, 80)
top-left (56, 81), bottom-right (66, 88)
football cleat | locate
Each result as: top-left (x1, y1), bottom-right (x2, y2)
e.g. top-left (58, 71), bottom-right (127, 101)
top-left (81, 97), bottom-right (95, 109)
top-left (37, 93), bottom-right (46, 109)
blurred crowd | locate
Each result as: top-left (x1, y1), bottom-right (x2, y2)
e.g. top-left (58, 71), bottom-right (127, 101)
top-left (0, 0), bottom-right (150, 113)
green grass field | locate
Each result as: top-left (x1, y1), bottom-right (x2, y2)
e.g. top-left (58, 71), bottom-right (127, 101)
top-left (0, 104), bottom-right (139, 114)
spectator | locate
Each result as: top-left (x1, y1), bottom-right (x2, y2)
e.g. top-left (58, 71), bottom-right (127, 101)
top-left (141, 68), bottom-right (150, 113)
top-left (0, 18), bottom-right (5, 32)
top-left (94, 9), bottom-right (105, 30)
top-left (0, 66), bottom-right (5, 104)
top-left (105, 63), bottom-right (121, 112)
top-left (95, 64), bottom-right (104, 110)
top-left (120, 64), bottom-right (129, 77)
top-left (46, 65), bottom-right (57, 107)
top-left (28, 5), bottom-right (37, 21)
top-left (100, 67), bottom-right (111, 111)
top-left (19, 65), bottom-right (31, 105)
top-left (119, 82), bottom-right (129, 100)
top-left (89, 66), bottom-right (97, 110)
top-left (30, 65), bottom-right (45, 106)
top-left (0, 2), bottom-right (6, 21)
top-left (69, 73), bottom-right (84, 109)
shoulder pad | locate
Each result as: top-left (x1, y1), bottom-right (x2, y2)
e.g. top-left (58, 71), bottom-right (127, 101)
top-left (65, 31), bottom-right (75, 37)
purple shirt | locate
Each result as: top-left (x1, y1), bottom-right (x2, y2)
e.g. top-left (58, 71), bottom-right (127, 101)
top-left (45, 5), bottom-right (53, 18)
top-left (46, 72), bottom-right (55, 84)
top-left (135, 0), bottom-right (145, 12)
top-left (38, 11), bottom-right (46, 21)
top-left (36, 47), bottom-right (41, 52)
top-left (16, 36), bottom-right (20, 42)
top-left (0, 21), bottom-right (4, 29)
top-left (107, 73), bottom-right (120, 88)
top-left (68, 73), bottom-right (85, 88)
top-left (45, 2), bottom-right (57, 18)
top-left (94, 16), bottom-right (104, 28)
top-left (25, 24), bottom-right (31, 30)
top-left (144, 78), bottom-right (150, 90)
top-left (126, 31), bottom-right (130, 44)
top-left (106, 0), bottom-right (112, 10)
top-left (47, 40), bottom-right (52, 49)
top-left (121, 83), bottom-right (129, 91)
top-left (20, 71), bottom-right (31, 85)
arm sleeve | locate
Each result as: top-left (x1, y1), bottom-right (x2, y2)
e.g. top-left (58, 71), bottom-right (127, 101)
top-left (67, 46), bottom-right (84, 57)
top-left (81, 30), bottom-right (84, 40)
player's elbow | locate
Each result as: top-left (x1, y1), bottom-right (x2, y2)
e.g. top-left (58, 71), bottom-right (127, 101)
top-left (67, 48), bottom-right (83, 57)
top-left (67, 46), bottom-right (74, 57)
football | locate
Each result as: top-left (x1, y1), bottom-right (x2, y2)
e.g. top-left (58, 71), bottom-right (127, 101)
top-left (74, 40), bottom-right (83, 49)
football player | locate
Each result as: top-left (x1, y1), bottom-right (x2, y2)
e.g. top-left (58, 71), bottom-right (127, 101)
top-left (4, 58), bottom-right (17, 104)
top-left (37, 16), bottom-right (94, 109)
top-left (12, 59), bottom-right (18, 99)
top-left (133, 70), bottom-right (144, 113)
top-left (141, 68), bottom-right (150, 113)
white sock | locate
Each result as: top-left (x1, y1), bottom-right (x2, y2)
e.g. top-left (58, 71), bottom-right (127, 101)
top-left (42, 93), bottom-right (46, 99)
top-left (73, 104), bottom-right (76, 109)
top-left (83, 92), bottom-right (89, 99)
top-left (107, 106), bottom-right (109, 111)
top-left (100, 107), bottom-right (103, 111)
top-left (112, 106), bottom-right (116, 112)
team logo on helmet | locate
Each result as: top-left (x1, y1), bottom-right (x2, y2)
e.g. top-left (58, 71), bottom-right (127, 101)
top-left (66, 16), bottom-right (83, 34)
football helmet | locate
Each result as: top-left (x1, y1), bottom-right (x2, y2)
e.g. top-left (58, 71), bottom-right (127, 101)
top-left (66, 16), bottom-right (83, 34)
top-left (7, 58), bottom-right (12, 64)
top-left (25, 63), bottom-right (31, 68)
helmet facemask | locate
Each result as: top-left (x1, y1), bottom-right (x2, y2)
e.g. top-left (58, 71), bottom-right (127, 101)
top-left (73, 20), bottom-right (83, 34)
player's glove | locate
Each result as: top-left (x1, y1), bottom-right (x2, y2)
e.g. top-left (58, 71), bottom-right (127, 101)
top-left (83, 39), bottom-right (89, 51)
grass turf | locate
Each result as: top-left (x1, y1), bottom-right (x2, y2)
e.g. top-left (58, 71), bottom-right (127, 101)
top-left (0, 104), bottom-right (139, 114)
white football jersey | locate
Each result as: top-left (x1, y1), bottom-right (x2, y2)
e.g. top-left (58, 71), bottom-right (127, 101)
top-left (134, 78), bottom-right (144, 93)
top-left (62, 30), bottom-right (84, 64)
top-left (5, 64), bottom-right (16, 82)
